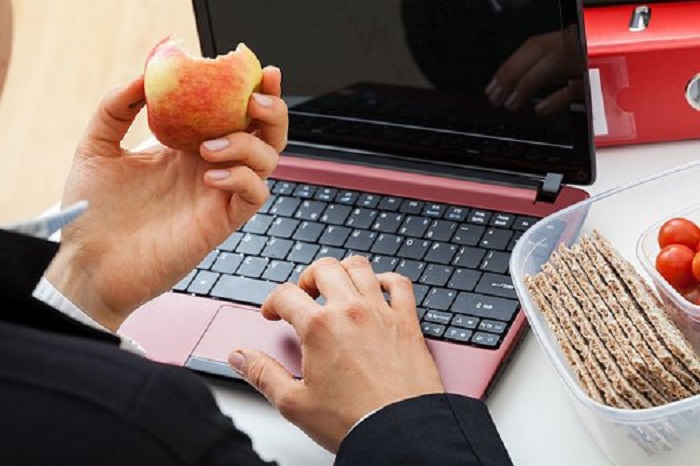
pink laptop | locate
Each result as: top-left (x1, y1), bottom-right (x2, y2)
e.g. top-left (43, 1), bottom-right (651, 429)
top-left (121, 0), bottom-right (594, 398)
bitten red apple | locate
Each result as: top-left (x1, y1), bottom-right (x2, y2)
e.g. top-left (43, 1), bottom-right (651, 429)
top-left (144, 37), bottom-right (263, 152)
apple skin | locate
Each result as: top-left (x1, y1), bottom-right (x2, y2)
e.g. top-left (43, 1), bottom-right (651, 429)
top-left (144, 38), bottom-right (263, 153)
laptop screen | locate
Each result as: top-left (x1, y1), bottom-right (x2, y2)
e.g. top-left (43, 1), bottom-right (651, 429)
top-left (196, 0), bottom-right (594, 185)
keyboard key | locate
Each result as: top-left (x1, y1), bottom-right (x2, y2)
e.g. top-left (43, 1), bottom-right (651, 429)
top-left (445, 206), bottom-right (468, 222)
top-left (335, 190), bottom-right (359, 205)
top-left (289, 264), bottom-right (306, 283)
top-left (425, 220), bottom-right (457, 242)
top-left (479, 228), bottom-right (513, 250)
top-left (272, 181), bottom-right (296, 195)
top-left (421, 322), bottom-right (446, 338)
top-left (269, 196), bottom-right (301, 217)
top-left (198, 250), bottom-right (219, 270)
top-left (287, 242), bottom-right (320, 264)
top-left (397, 238), bottom-right (431, 260)
top-left (373, 212), bottom-right (405, 234)
top-left (453, 246), bottom-right (486, 269)
top-left (345, 229), bottom-right (377, 251)
top-left (295, 200), bottom-right (327, 221)
top-left (399, 216), bottom-right (431, 237)
top-left (413, 284), bottom-right (429, 305)
top-left (293, 184), bottom-right (316, 199)
top-left (259, 195), bottom-right (277, 214)
top-left (424, 242), bottom-right (458, 265)
top-left (471, 331), bottom-right (501, 347)
top-left (422, 288), bottom-right (457, 310)
top-left (267, 217), bottom-right (299, 239)
top-left (447, 268), bottom-right (482, 291)
top-left (371, 255), bottom-right (399, 274)
top-left (218, 232), bottom-right (243, 252)
top-left (513, 216), bottom-right (538, 231)
top-left (242, 214), bottom-right (273, 235)
top-left (416, 307), bottom-right (426, 321)
top-left (237, 257), bottom-right (269, 278)
top-left (452, 292), bottom-right (519, 321)
top-left (419, 264), bottom-right (454, 287)
top-left (423, 203), bottom-right (446, 218)
top-left (445, 327), bottom-right (473, 343)
top-left (319, 226), bottom-right (351, 247)
top-left (480, 250), bottom-right (511, 274)
top-left (357, 193), bottom-right (381, 209)
top-left (173, 270), bottom-right (196, 292)
top-left (315, 246), bottom-right (346, 261)
top-left (314, 187), bottom-right (338, 202)
top-left (377, 196), bottom-right (401, 211)
top-left (424, 310), bottom-right (453, 325)
top-left (475, 273), bottom-right (518, 299)
top-left (451, 314), bottom-right (479, 329)
top-left (187, 270), bottom-right (220, 295)
top-left (468, 210), bottom-right (492, 225)
top-left (321, 204), bottom-right (353, 225)
top-left (395, 259), bottom-right (427, 282)
top-left (399, 200), bottom-right (424, 215)
top-left (262, 260), bottom-right (295, 282)
top-left (371, 234), bottom-right (403, 256)
top-left (211, 252), bottom-right (244, 274)
top-left (478, 319), bottom-right (508, 334)
top-left (210, 276), bottom-right (278, 306)
top-left (293, 222), bottom-right (325, 242)
top-left (236, 234), bottom-right (267, 256)
top-left (490, 213), bottom-right (515, 229)
top-left (266, 179), bottom-right (276, 190)
top-left (261, 238), bottom-right (294, 260)
top-left (345, 208), bottom-right (377, 229)
top-left (453, 224), bottom-right (485, 246)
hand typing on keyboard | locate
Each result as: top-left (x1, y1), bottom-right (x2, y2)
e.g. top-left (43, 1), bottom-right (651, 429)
top-left (45, 67), bottom-right (288, 331)
top-left (228, 255), bottom-right (445, 453)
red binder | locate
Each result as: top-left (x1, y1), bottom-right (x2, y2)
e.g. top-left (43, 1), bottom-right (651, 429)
top-left (584, 2), bottom-right (700, 147)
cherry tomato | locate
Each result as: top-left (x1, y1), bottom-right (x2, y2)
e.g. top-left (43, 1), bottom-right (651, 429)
top-left (655, 244), bottom-right (696, 289)
top-left (681, 283), bottom-right (700, 306)
top-left (658, 218), bottom-right (700, 249)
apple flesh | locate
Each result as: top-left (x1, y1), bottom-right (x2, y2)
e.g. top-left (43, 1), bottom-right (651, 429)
top-left (144, 38), bottom-right (263, 153)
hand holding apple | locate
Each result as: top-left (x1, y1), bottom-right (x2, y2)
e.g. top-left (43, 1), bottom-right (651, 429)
top-left (46, 65), bottom-right (287, 331)
top-left (145, 38), bottom-right (264, 152)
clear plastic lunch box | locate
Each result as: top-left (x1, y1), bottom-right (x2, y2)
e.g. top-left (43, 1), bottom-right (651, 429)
top-left (510, 160), bottom-right (700, 465)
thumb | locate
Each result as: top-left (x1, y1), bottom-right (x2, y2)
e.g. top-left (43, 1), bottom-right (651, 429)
top-left (229, 349), bottom-right (302, 408)
top-left (78, 75), bottom-right (146, 157)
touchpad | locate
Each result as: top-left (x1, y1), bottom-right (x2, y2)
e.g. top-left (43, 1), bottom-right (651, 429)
top-left (188, 305), bottom-right (302, 380)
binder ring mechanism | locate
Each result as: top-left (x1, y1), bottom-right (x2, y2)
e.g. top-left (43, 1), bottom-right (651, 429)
top-left (686, 75), bottom-right (700, 112)
top-left (629, 6), bottom-right (651, 32)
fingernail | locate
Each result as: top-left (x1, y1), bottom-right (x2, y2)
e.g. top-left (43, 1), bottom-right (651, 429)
top-left (253, 92), bottom-right (273, 107)
top-left (229, 351), bottom-right (246, 374)
top-left (485, 78), bottom-right (498, 95)
top-left (205, 169), bottom-right (230, 181)
top-left (489, 84), bottom-right (504, 105)
top-left (504, 91), bottom-right (519, 110)
top-left (203, 138), bottom-right (229, 151)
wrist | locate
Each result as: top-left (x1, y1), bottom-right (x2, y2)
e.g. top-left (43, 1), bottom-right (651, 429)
top-left (45, 246), bottom-right (127, 332)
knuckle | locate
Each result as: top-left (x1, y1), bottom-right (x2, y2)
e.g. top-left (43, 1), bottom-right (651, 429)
top-left (343, 254), bottom-right (371, 269)
top-left (306, 311), bottom-right (331, 333)
top-left (313, 257), bottom-right (340, 268)
top-left (342, 299), bottom-right (368, 324)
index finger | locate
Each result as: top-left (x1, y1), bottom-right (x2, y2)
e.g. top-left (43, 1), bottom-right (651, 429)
top-left (261, 282), bottom-right (320, 332)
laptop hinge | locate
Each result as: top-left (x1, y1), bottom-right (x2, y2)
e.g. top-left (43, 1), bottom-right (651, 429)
top-left (536, 173), bottom-right (564, 203)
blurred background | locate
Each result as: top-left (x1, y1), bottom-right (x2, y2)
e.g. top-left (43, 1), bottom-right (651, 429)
top-left (0, 0), bottom-right (199, 223)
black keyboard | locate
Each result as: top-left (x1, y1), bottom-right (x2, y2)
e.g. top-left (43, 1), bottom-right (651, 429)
top-left (173, 179), bottom-right (541, 350)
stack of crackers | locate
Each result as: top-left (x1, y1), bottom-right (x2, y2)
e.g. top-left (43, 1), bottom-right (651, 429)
top-left (526, 230), bottom-right (700, 409)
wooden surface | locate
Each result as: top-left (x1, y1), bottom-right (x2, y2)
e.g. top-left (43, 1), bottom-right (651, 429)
top-left (0, 0), bottom-right (199, 223)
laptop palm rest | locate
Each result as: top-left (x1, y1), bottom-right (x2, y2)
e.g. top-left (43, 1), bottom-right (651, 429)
top-left (121, 293), bottom-right (302, 380)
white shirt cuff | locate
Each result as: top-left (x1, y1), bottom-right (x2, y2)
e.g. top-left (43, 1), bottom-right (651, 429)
top-left (32, 277), bottom-right (145, 356)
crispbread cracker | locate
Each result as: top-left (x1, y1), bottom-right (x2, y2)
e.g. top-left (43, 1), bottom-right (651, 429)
top-left (526, 275), bottom-right (605, 404)
top-left (590, 231), bottom-right (700, 390)
top-left (580, 236), bottom-right (693, 401)
top-left (559, 245), bottom-right (668, 406)
top-left (543, 261), bottom-right (641, 408)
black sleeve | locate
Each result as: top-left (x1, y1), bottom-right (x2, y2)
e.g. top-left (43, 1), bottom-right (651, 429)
top-left (126, 364), bottom-right (277, 466)
top-left (335, 394), bottom-right (512, 466)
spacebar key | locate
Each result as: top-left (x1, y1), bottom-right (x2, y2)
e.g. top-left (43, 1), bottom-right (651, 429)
top-left (210, 276), bottom-right (279, 306)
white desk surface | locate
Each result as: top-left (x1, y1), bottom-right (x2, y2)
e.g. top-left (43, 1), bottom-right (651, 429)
top-left (204, 140), bottom-right (700, 466)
